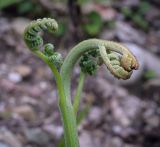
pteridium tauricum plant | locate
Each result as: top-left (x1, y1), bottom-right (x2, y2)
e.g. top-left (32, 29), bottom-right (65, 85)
top-left (23, 18), bottom-right (139, 147)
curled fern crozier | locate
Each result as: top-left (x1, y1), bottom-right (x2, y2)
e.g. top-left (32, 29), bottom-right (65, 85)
top-left (23, 18), bottom-right (139, 147)
top-left (24, 18), bottom-right (58, 51)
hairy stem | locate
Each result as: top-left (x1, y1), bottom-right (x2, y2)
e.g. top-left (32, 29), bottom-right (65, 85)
top-left (73, 71), bottom-right (86, 115)
top-left (60, 38), bottom-right (138, 101)
top-left (60, 39), bottom-right (138, 147)
top-left (34, 51), bottom-right (80, 147)
top-left (24, 18), bottom-right (138, 147)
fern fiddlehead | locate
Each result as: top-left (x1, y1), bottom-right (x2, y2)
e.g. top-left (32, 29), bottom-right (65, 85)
top-left (23, 18), bottom-right (139, 147)
top-left (61, 39), bottom-right (139, 102)
top-left (24, 18), bottom-right (79, 147)
top-left (24, 18), bottom-right (58, 50)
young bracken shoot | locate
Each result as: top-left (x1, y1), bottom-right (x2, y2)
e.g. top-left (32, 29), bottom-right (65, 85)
top-left (23, 18), bottom-right (139, 147)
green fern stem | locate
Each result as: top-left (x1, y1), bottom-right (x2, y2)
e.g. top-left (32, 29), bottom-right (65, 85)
top-left (73, 71), bottom-right (86, 115)
top-left (34, 50), bottom-right (79, 147)
top-left (61, 39), bottom-right (138, 102)
top-left (24, 18), bottom-right (80, 147)
top-left (24, 18), bottom-right (139, 147)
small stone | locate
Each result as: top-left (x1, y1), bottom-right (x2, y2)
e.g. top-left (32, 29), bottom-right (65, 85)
top-left (14, 65), bottom-right (31, 78)
top-left (11, 18), bottom-right (30, 35)
top-left (95, 78), bottom-right (114, 98)
top-left (115, 87), bottom-right (128, 98)
top-left (39, 81), bottom-right (48, 90)
top-left (144, 106), bottom-right (160, 128)
top-left (116, 21), bottom-right (146, 45)
top-left (0, 18), bottom-right (10, 35)
top-left (110, 137), bottom-right (123, 147)
top-left (152, 0), bottom-right (160, 5)
top-left (0, 110), bottom-right (11, 119)
top-left (146, 115), bottom-right (159, 128)
top-left (79, 131), bottom-right (94, 147)
top-left (82, 4), bottom-right (117, 21)
top-left (124, 144), bottom-right (138, 147)
top-left (100, 29), bottom-right (116, 40)
top-left (20, 96), bottom-right (38, 105)
top-left (121, 96), bottom-right (142, 119)
top-left (97, 7), bottom-right (117, 21)
top-left (0, 142), bottom-right (11, 147)
top-left (0, 128), bottom-right (22, 147)
top-left (29, 86), bottom-right (42, 97)
top-left (12, 105), bottom-right (37, 121)
top-left (112, 125), bottom-right (123, 134)
top-left (24, 128), bottom-right (50, 146)
top-left (43, 124), bottom-right (63, 139)
top-left (122, 0), bottom-right (140, 6)
top-left (146, 7), bottom-right (159, 22)
top-left (88, 107), bottom-right (102, 124)
top-left (8, 72), bottom-right (22, 83)
top-left (110, 98), bottom-right (131, 127)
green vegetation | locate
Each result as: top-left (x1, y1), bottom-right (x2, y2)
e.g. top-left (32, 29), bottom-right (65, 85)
top-left (0, 0), bottom-right (21, 9)
top-left (23, 18), bottom-right (138, 147)
top-left (83, 11), bottom-right (103, 36)
top-left (144, 70), bottom-right (156, 80)
top-left (121, 1), bottom-right (151, 30)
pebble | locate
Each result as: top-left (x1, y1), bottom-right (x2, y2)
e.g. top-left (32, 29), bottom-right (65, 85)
top-left (111, 98), bottom-right (131, 127)
top-left (97, 7), bottom-right (117, 21)
top-left (11, 18), bottom-right (30, 35)
top-left (88, 107), bottom-right (103, 124)
top-left (82, 3), bottom-right (117, 21)
top-left (152, 0), bottom-right (160, 4)
top-left (24, 128), bottom-right (50, 146)
top-left (124, 144), bottom-right (137, 147)
top-left (100, 29), bottom-right (116, 40)
top-left (43, 124), bottom-right (63, 139)
top-left (8, 72), bottom-right (22, 83)
top-left (29, 86), bottom-right (43, 97)
top-left (124, 97), bottom-right (141, 117)
top-left (12, 105), bottom-right (37, 121)
top-left (20, 96), bottom-right (38, 105)
top-left (0, 128), bottom-right (22, 147)
top-left (144, 104), bottom-right (160, 128)
top-left (79, 131), bottom-right (94, 147)
top-left (122, 0), bottom-right (140, 6)
top-left (0, 18), bottom-right (10, 35)
top-left (105, 137), bottom-right (123, 147)
top-left (0, 142), bottom-right (11, 147)
top-left (146, 115), bottom-right (159, 128)
top-left (116, 21), bottom-right (146, 45)
top-left (14, 65), bottom-right (31, 78)
top-left (39, 81), bottom-right (48, 90)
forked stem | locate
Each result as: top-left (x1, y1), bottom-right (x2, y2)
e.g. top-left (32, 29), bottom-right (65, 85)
top-left (24, 18), bottom-right (139, 147)
top-left (34, 50), bottom-right (80, 147)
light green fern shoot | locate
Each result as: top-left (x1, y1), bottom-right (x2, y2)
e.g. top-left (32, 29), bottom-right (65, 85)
top-left (24, 18), bottom-right (139, 147)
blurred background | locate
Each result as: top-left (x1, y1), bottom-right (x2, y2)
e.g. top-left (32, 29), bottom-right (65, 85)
top-left (0, 0), bottom-right (160, 147)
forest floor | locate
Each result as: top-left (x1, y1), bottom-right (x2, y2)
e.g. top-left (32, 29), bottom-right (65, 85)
top-left (0, 0), bottom-right (160, 147)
